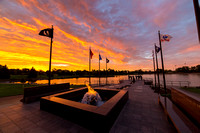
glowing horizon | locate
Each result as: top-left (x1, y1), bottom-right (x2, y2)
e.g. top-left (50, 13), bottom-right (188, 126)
top-left (0, 0), bottom-right (199, 71)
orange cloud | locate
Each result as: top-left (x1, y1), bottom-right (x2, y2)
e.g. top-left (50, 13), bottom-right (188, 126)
top-left (180, 44), bottom-right (200, 53)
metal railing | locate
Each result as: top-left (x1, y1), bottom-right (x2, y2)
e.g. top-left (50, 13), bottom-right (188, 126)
top-left (166, 81), bottom-right (190, 87)
top-left (153, 81), bottom-right (191, 89)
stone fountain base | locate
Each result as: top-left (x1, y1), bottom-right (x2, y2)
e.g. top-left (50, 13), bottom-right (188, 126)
top-left (40, 87), bottom-right (128, 132)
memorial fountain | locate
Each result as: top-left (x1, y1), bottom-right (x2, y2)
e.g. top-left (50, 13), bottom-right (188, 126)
top-left (40, 82), bottom-right (128, 132)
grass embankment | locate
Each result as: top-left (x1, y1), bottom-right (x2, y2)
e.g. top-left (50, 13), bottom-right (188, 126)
top-left (0, 84), bottom-right (85, 98)
top-left (181, 87), bottom-right (200, 95)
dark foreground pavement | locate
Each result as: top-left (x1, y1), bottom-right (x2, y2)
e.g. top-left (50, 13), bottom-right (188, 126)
top-left (110, 81), bottom-right (176, 133)
top-left (0, 81), bottom-right (176, 133)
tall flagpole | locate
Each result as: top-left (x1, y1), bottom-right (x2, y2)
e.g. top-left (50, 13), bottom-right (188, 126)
top-left (155, 44), bottom-right (160, 90)
top-left (152, 50), bottom-right (156, 88)
top-left (99, 52), bottom-right (100, 86)
top-left (89, 47), bottom-right (91, 84)
top-left (193, 0), bottom-right (200, 42)
top-left (158, 31), bottom-right (166, 94)
top-left (106, 58), bottom-right (107, 85)
top-left (48, 25), bottom-right (53, 86)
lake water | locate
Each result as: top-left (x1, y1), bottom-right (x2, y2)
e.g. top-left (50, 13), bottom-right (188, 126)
top-left (11, 75), bottom-right (128, 85)
top-left (142, 73), bottom-right (200, 87)
top-left (3, 73), bottom-right (200, 87)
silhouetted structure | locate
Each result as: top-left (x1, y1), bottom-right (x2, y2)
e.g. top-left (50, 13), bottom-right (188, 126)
top-left (193, 0), bottom-right (200, 42)
top-left (158, 31), bottom-right (166, 94)
top-left (0, 65), bottom-right (10, 79)
top-left (152, 50), bottom-right (156, 88)
top-left (155, 44), bottom-right (161, 90)
top-left (39, 25), bottom-right (54, 86)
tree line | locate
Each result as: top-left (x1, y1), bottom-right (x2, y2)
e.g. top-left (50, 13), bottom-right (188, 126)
top-left (0, 65), bottom-right (133, 80)
top-left (0, 64), bottom-right (200, 80)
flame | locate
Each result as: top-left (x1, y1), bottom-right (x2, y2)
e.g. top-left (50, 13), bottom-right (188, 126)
top-left (82, 83), bottom-right (102, 106)
top-left (86, 83), bottom-right (97, 94)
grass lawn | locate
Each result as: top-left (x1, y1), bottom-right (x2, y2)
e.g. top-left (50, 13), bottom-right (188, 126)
top-left (70, 85), bottom-right (86, 89)
top-left (10, 75), bottom-right (28, 80)
top-left (0, 84), bottom-right (42, 98)
top-left (181, 87), bottom-right (200, 95)
top-left (0, 84), bottom-right (86, 98)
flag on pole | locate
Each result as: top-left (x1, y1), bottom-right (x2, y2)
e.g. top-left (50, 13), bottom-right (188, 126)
top-left (99, 54), bottom-right (102, 60)
top-left (152, 50), bottom-right (154, 57)
top-left (90, 49), bottom-right (93, 59)
top-left (39, 28), bottom-right (53, 38)
top-left (160, 34), bottom-right (172, 42)
top-left (155, 45), bottom-right (161, 53)
top-left (39, 26), bottom-right (54, 86)
top-left (106, 58), bottom-right (109, 63)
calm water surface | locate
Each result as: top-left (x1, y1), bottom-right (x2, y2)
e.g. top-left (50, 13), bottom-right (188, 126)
top-left (142, 73), bottom-right (200, 87)
top-left (3, 73), bottom-right (200, 87)
top-left (27, 75), bottom-right (128, 85)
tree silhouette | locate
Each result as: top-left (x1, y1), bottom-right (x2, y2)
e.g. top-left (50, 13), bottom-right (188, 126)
top-left (0, 65), bottom-right (10, 79)
top-left (28, 67), bottom-right (38, 79)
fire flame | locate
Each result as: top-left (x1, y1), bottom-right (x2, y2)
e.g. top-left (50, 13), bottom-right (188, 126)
top-left (86, 83), bottom-right (97, 94)
top-left (81, 83), bottom-right (102, 106)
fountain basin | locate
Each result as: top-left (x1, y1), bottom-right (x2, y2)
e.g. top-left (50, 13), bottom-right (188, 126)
top-left (40, 87), bottom-right (128, 132)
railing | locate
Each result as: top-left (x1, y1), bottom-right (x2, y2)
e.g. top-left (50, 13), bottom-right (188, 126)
top-left (156, 81), bottom-right (191, 87)
top-left (144, 78), bottom-right (153, 81)
top-left (166, 81), bottom-right (190, 87)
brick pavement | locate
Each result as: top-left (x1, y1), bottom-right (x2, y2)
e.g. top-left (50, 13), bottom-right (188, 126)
top-left (0, 81), bottom-right (176, 133)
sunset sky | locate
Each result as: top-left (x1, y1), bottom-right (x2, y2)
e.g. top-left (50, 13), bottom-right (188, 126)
top-left (0, 0), bottom-right (199, 71)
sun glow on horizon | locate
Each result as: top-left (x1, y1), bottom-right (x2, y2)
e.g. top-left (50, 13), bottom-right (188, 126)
top-left (0, 0), bottom-right (199, 71)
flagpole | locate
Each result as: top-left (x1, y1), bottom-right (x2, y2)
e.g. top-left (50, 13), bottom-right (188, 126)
top-left (89, 47), bottom-right (91, 85)
top-left (155, 44), bottom-right (160, 91)
top-left (99, 52), bottom-right (100, 86)
top-left (48, 25), bottom-right (53, 86)
top-left (152, 50), bottom-right (156, 89)
top-left (158, 30), bottom-right (166, 94)
top-left (193, 0), bottom-right (200, 42)
top-left (106, 58), bottom-right (107, 85)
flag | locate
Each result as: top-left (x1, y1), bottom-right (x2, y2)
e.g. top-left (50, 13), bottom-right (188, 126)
top-left (106, 58), bottom-right (109, 63)
top-left (99, 54), bottom-right (102, 60)
top-left (160, 34), bottom-right (172, 42)
top-left (152, 50), bottom-right (154, 57)
top-left (155, 45), bottom-right (161, 53)
top-left (39, 28), bottom-right (53, 38)
top-left (90, 49), bottom-right (93, 59)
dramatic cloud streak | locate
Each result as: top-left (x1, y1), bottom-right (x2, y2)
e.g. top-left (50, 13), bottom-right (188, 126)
top-left (0, 0), bottom-right (198, 71)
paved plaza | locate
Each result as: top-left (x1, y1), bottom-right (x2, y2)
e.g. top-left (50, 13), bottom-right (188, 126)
top-left (0, 81), bottom-right (176, 133)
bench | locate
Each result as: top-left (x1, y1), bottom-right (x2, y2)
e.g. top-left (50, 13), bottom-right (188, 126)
top-left (21, 83), bottom-right (70, 103)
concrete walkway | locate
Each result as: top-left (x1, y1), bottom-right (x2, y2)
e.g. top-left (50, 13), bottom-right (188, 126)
top-left (110, 81), bottom-right (176, 133)
top-left (0, 81), bottom-right (176, 133)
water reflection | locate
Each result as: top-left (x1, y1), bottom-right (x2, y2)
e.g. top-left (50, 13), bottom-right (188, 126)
top-left (142, 73), bottom-right (200, 87)
top-left (1, 73), bottom-right (200, 87)
top-left (10, 76), bottom-right (128, 85)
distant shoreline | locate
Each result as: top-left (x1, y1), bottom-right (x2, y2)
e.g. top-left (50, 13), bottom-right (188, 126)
top-left (1, 72), bottom-right (200, 83)
top-left (0, 74), bottom-right (117, 83)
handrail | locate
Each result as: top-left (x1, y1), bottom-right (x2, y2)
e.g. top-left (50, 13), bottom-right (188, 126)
top-left (158, 81), bottom-right (191, 87)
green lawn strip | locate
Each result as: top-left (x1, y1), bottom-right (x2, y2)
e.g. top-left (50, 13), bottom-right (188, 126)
top-left (0, 84), bottom-right (41, 97)
top-left (10, 75), bottom-right (28, 80)
top-left (180, 87), bottom-right (200, 95)
top-left (70, 85), bottom-right (86, 89)
top-left (0, 84), bottom-right (86, 98)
